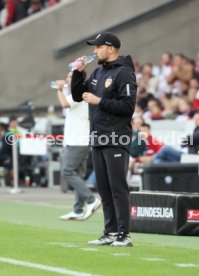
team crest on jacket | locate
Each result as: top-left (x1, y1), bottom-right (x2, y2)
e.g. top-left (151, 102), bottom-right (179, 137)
top-left (105, 78), bottom-right (112, 88)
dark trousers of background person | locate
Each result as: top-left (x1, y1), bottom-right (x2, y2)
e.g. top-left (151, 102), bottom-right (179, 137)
top-left (92, 147), bottom-right (130, 234)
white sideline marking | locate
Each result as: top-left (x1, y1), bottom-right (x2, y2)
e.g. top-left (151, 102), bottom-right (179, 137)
top-left (112, 253), bottom-right (131, 256)
top-left (0, 257), bottom-right (99, 276)
top-left (175, 263), bottom-right (198, 268)
top-left (142, 258), bottom-right (165, 262)
top-left (80, 248), bottom-right (99, 252)
top-left (48, 242), bottom-right (78, 248)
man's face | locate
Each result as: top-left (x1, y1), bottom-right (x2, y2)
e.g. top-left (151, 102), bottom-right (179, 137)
top-left (131, 118), bottom-right (144, 132)
top-left (94, 45), bottom-right (112, 64)
top-left (140, 126), bottom-right (150, 140)
top-left (142, 65), bottom-right (152, 78)
top-left (161, 53), bottom-right (172, 66)
top-left (9, 120), bottom-right (18, 129)
top-left (189, 79), bottom-right (199, 89)
top-left (147, 100), bottom-right (157, 111)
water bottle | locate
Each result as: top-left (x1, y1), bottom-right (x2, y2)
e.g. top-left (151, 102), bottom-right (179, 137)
top-left (68, 55), bottom-right (96, 72)
top-left (50, 81), bottom-right (68, 89)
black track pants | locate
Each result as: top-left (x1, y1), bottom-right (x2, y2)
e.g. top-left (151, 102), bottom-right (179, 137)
top-left (92, 147), bottom-right (130, 234)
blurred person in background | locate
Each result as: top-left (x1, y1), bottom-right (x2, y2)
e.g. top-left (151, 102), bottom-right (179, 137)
top-left (160, 93), bottom-right (177, 119)
top-left (187, 78), bottom-right (199, 110)
top-left (133, 102), bottom-right (145, 118)
top-left (0, 122), bottom-right (7, 165)
top-left (195, 50), bottom-right (199, 75)
top-left (145, 98), bottom-right (164, 120)
top-left (4, 0), bottom-right (28, 27)
top-left (175, 97), bottom-right (192, 121)
top-left (129, 123), bottom-right (164, 168)
top-left (55, 72), bottom-right (101, 221)
top-left (129, 123), bottom-right (182, 169)
top-left (0, 0), bottom-right (5, 29)
top-left (181, 110), bottom-right (199, 154)
top-left (0, 0), bottom-right (59, 28)
top-left (134, 60), bottom-right (142, 81)
top-left (0, 115), bottom-right (22, 185)
top-left (28, 0), bottom-right (41, 15)
top-left (47, 0), bottom-right (59, 8)
top-left (136, 87), bottom-right (154, 112)
top-left (128, 52), bottom-right (199, 124)
top-left (167, 54), bottom-right (193, 94)
top-left (130, 117), bottom-right (146, 159)
top-left (137, 63), bottom-right (159, 95)
top-left (0, 0), bottom-right (4, 12)
top-left (190, 59), bottom-right (199, 81)
top-left (0, 115), bottom-right (21, 168)
top-left (156, 51), bottom-right (173, 95)
top-left (127, 117), bottom-right (146, 187)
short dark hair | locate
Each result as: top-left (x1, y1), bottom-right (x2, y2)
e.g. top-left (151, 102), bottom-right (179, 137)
top-left (141, 63), bottom-right (153, 71)
top-left (148, 98), bottom-right (163, 110)
top-left (163, 51), bottom-right (173, 60)
top-left (9, 115), bottom-right (17, 122)
top-left (141, 123), bottom-right (151, 129)
top-left (132, 116), bottom-right (145, 124)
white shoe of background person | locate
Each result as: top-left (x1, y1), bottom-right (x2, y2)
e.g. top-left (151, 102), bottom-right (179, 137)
top-left (83, 198), bottom-right (101, 220)
top-left (59, 211), bottom-right (84, 220)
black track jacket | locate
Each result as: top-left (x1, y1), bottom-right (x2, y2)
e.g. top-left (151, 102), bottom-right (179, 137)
top-left (71, 55), bottom-right (137, 152)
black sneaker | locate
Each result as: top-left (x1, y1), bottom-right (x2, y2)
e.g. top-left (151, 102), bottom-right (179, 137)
top-left (111, 232), bottom-right (133, 247)
top-left (88, 232), bottom-right (117, 245)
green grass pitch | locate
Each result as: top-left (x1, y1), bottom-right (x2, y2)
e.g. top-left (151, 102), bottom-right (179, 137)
top-left (0, 197), bottom-right (199, 276)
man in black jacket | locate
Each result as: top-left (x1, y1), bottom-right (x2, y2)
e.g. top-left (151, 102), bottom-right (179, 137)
top-left (71, 32), bottom-right (137, 247)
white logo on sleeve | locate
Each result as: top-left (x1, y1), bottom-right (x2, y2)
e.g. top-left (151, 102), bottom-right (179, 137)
top-left (114, 154), bottom-right (122, 158)
top-left (126, 84), bottom-right (130, 96)
top-left (91, 79), bottom-right (98, 86)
